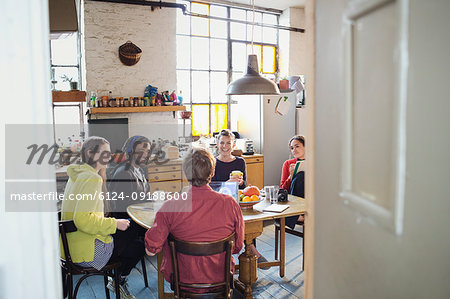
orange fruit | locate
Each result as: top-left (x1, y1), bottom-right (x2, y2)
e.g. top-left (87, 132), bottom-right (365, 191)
top-left (243, 186), bottom-right (260, 197)
top-left (238, 190), bottom-right (243, 197)
top-left (242, 196), bottom-right (251, 202)
top-left (250, 195), bottom-right (259, 202)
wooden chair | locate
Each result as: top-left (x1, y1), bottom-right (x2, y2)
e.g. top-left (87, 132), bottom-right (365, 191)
top-left (168, 232), bottom-right (235, 298)
top-left (59, 220), bottom-right (121, 299)
top-left (59, 220), bottom-right (149, 299)
top-left (274, 217), bottom-right (305, 270)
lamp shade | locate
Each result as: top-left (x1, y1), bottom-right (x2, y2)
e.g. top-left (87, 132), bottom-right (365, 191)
top-left (226, 54), bottom-right (280, 95)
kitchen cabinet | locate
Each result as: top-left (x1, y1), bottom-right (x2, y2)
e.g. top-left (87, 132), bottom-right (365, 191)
top-left (242, 154), bottom-right (264, 189)
top-left (148, 159), bottom-right (185, 193)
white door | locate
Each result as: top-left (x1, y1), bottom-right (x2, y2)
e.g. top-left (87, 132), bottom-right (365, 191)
top-left (313, 0), bottom-right (450, 298)
top-left (0, 0), bottom-right (61, 298)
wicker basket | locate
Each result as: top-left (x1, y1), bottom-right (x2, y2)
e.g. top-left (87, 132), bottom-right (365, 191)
top-left (119, 41), bottom-right (142, 66)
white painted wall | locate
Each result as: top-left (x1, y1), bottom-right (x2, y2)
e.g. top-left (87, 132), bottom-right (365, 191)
top-left (313, 0), bottom-right (450, 298)
top-left (288, 7), bottom-right (307, 76)
top-left (296, 107), bottom-right (307, 137)
top-left (279, 7), bottom-right (307, 78)
top-left (84, 1), bottom-right (177, 98)
top-left (84, 1), bottom-right (179, 131)
top-left (279, 7), bottom-right (308, 136)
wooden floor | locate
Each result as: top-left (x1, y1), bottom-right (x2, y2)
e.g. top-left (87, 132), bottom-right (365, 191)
top-left (72, 221), bottom-right (304, 299)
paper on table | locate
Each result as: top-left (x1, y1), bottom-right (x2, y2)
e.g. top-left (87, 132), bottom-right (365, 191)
top-left (263, 204), bottom-right (290, 213)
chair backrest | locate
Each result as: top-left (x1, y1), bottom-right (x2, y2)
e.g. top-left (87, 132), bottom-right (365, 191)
top-left (168, 232), bottom-right (235, 298)
top-left (59, 220), bottom-right (77, 264)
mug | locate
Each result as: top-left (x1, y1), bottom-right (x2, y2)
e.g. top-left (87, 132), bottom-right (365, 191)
top-left (231, 170), bottom-right (243, 178)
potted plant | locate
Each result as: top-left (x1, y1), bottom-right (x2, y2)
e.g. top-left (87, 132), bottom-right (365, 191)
top-left (61, 75), bottom-right (78, 90)
top-left (279, 77), bottom-right (289, 90)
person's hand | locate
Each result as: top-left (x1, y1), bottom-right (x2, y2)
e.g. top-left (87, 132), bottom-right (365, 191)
top-left (228, 173), bottom-right (244, 186)
top-left (228, 174), bottom-right (244, 186)
top-left (116, 219), bottom-right (130, 231)
top-left (145, 248), bottom-right (156, 256)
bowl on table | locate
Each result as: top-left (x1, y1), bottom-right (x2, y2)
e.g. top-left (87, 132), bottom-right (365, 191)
top-left (238, 197), bottom-right (265, 209)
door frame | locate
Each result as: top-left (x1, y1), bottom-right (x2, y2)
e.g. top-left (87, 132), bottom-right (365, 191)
top-left (304, 0), bottom-right (315, 298)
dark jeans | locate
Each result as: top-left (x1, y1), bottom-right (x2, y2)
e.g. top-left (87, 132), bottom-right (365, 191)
top-left (109, 219), bottom-right (146, 276)
top-left (109, 212), bottom-right (148, 237)
top-left (280, 171), bottom-right (305, 229)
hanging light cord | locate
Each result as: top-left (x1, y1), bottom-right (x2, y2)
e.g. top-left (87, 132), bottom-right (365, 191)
top-left (251, 0), bottom-right (255, 54)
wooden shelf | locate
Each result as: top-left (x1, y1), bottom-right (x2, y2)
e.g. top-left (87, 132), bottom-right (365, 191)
top-left (89, 106), bottom-right (186, 114)
top-left (52, 90), bottom-right (86, 102)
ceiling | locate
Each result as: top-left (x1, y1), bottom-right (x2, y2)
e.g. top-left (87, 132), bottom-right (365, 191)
top-left (225, 0), bottom-right (306, 11)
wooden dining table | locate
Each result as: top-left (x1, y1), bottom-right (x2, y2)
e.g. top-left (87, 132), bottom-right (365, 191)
top-left (127, 194), bottom-right (306, 299)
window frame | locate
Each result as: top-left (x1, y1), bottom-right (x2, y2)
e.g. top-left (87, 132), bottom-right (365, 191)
top-left (176, 1), bottom-right (280, 136)
top-left (50, 0), bottom-right (85, 143)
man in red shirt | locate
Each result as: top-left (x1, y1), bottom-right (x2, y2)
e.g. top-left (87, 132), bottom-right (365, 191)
top-left (144, 147), bottom-right (244, 287)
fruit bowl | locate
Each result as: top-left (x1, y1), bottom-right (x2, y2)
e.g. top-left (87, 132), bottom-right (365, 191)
top-left (238, 197), bottom-right (265, 209)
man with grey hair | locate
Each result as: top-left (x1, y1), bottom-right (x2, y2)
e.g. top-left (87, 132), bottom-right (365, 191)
top-left (144, 147), bottom-right (245, 293)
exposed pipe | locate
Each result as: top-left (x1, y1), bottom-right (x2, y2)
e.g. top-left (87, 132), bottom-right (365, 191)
top-left (187, 11), bottom-right (305, 33)
top-left (87, 0), bottom-right (305, 33)
top-left (88, 0), bottom-right (187, 14)
top-left (191, 0), bottom-right (283, 14)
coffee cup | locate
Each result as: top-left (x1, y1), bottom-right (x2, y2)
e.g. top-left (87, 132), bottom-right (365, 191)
top-left (231, 170), bottom-right (243, 178)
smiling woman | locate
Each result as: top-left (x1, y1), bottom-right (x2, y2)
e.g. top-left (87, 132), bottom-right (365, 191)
top-left (211, 129), bottom-right (247, 189)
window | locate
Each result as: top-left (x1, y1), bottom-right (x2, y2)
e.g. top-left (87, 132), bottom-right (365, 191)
top-left (50, 34), bottom-right (81, 91)
top-left (50, 0), bottom-right (84, 143)
top-left (176, 1), bottom-right (279, 136)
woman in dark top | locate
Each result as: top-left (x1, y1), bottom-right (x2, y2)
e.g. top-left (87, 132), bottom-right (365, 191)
top-left (211, 129), bottom-right (247, 189)
top-left (107, 134), bottom-right (152, 278)
top-left (108, 135), bottom-right (151, 220)
top-left (211, 129), bottom-right (269, 268)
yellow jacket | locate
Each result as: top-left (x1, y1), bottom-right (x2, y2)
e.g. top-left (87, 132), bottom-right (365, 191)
top-left (61, 164), bottom-right (117, 263)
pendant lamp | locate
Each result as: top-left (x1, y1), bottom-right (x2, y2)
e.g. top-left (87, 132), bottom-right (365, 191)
top-left (225, 0), bottom-right (280, 96)
top-left (225, 54), bottom-right (280, 95)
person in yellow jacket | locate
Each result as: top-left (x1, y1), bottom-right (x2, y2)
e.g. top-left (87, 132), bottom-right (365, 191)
top-left (61, 136), bottom-right (143, 299)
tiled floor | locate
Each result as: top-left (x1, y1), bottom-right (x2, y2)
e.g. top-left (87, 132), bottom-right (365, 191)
top-left (72, 221), bottom-right (304, 298)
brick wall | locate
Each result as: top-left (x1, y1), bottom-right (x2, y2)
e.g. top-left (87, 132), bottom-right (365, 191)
top-left (84, 1), bottom-right (177, 98)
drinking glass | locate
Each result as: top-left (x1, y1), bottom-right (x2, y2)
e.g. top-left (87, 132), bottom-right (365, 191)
top-left (271, 185), bottom-right (279, 204)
